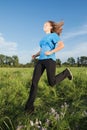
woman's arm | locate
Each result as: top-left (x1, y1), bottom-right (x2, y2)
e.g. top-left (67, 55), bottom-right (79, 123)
top-left (32, 49), bottom-right (41, 59)
top-left (45, 41), bottom-right (64, 55)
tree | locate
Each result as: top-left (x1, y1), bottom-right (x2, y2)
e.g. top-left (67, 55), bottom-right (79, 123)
top-left (0, 54), bottom-right (5, 66)
top-left (77, 57), bottom-right (80, 67)
top-left (12, 55), bottom-right (19, 67)
top-left (80, 56), bottom-right (87, 66)
top-left (5, 56), bottom-right (13, 66)
top-left (67, 57), bottom-right (75, 66)
top-left (56, 58), bottom-right (61, 66)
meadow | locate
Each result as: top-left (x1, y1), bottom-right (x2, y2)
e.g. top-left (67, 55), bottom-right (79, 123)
top-left (0, 67), bottom-right (87, 130)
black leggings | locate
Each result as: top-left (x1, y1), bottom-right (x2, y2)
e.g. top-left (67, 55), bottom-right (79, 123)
top-left (25, 59), bottom-right (68, 109)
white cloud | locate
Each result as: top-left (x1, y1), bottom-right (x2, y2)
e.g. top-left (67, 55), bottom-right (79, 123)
top-left (0, 34), bottom-right (18, 56)
top-left (62, 24), bottom-right (87, 40)
top-left (0, 33), bottom-right (40, 64)
top-left (57, 42), bottom-right (87, 62)
top-left (57, 23), bottom-right (87, 62)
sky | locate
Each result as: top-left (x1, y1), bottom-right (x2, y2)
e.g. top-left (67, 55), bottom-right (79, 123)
top-left (0, 0), bottom-right (87, 64)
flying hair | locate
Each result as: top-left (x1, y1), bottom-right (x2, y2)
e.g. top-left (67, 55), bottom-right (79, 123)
top-left (47, 21), bottom-right (64, 35)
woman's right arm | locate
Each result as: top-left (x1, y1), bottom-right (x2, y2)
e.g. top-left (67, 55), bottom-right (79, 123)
top-left (32, 49), bottom-right (41, 59)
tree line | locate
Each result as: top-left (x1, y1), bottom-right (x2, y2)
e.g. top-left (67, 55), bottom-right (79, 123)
top-left (0, 54), bottom-right (87, 67)
top-left (0, 54), bottom-right (19, 67)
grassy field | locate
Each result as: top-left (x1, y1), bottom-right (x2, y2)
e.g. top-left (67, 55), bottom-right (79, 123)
top-left (0, 67), bottom-right (87, 130)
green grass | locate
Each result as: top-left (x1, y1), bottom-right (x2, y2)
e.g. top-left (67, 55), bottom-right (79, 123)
top-left (0, 67), bottom-right (87, 130)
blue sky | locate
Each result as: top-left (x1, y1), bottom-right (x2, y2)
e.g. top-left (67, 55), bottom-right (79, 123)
top-left (0, 0), bottom-right (87, 64)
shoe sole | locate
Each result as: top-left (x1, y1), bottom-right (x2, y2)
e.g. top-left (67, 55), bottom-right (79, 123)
top-left (67, 68), bottom-right (73, 80)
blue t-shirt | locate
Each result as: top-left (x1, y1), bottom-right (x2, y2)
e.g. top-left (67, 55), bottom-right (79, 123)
top-left (39, 33), bottom-right (61, 61)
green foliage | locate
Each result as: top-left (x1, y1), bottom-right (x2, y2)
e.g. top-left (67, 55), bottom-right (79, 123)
top-left (0, 54), bottom-right (87, 67)
top-left (0, 54), bottom-right (19, 67)
top-left (0, 67), bottom-right (87, 130)
top-left (67, 57), bottom-right (75, 66)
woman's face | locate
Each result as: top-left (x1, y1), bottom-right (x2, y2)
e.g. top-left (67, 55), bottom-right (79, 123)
top-left (43, 22), bottom-right (52, 33)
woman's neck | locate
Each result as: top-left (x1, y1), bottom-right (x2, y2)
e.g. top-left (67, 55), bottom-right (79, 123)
top-left (45, 31), bottom-right (51, 34)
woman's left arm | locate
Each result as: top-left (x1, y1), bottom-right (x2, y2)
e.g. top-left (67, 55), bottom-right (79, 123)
top-left (45, 41), bottom-right (64, 55)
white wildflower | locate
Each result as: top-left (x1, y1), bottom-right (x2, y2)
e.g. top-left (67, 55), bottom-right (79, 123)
top-left (42, 127), bottom-right (47, 130)
top-left (61, 105), bottom-right (64, 108)
top-left (51, 108), bottom-right (56, 114)
top-left (37, 125), bottom-right (41, 128)
top-left (35, 118), bottom-right (39, 125)
top-left (82, 110), bottom-right (87, 116)
top-left (39, 120), bottom-right (42, 125)
top-left (30, 120), bottom-right (34, 126)
top-left (64, 102), bottom-right (68, 108)
top-left (37, 120), bottom-right (42, 128)
top-left (84, 110), bottom-right (87, 115)
top-left (46, 119), bottom-right (50, 126)
top-left (55, 113), bottom-right (60, 120)
top-left (60, 112), bottom-right (65, 118)
top-left (16, 125), bottom-right (25, 130)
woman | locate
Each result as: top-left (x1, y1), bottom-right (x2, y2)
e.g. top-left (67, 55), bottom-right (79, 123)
top-left (25, 20), bottom-right (73, 114)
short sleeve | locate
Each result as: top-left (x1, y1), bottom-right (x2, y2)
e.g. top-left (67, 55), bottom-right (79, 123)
top-left (51, 33), bottom-right (61, 44)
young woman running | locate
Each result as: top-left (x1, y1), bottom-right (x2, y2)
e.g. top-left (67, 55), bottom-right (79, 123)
top-left (25, 20), bottom-right (73, 113)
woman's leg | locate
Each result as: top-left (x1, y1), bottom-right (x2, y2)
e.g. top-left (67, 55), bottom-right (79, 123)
top-left (25, 61), bottom-right (45, 111)
top-left (45, 59), bottom-right (73, 86)
top-left (45, 59), bottom-right (56, 86)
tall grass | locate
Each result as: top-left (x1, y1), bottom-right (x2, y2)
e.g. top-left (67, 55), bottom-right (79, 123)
top-left (0, 67), bottom-right (87, 130)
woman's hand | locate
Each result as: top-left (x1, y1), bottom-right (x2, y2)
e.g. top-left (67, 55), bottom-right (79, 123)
top-left (32, 55), bottom-right (36, 59)
top-left (45, 41), bottom-right (64, 56)
top-left (45, 51), bottom-right (53, 55)
top-left (32, 50), bottom-right (41, 59)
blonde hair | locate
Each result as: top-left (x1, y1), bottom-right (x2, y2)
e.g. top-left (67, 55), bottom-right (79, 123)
top-left (48, 21), bottom-right (64, 35)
